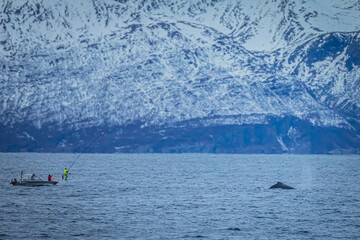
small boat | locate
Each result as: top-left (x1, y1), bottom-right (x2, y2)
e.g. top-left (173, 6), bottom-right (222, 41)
top-left (10, 171), bottom-right (58, 186)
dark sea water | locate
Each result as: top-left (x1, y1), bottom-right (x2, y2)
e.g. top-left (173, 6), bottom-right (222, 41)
top-left (0, 153), bottom-right (359, 239)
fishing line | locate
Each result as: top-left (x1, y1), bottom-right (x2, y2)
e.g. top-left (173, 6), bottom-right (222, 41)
top-left (68, 131), bottom-right (105, 171)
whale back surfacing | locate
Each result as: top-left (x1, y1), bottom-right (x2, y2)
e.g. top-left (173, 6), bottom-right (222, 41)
top-left (269, 181), bottom-right (295, 189)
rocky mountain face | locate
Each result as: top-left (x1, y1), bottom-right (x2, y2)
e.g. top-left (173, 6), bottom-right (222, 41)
top-left (1, 0), bottom-right (359, 153)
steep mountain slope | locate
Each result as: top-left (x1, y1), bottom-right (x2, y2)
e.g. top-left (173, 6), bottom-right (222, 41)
top-left (1, 0), bottom-right (359, 153)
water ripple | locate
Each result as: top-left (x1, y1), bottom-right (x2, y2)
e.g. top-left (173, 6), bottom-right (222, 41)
top-left (1, 153), bottom-right (359, 239)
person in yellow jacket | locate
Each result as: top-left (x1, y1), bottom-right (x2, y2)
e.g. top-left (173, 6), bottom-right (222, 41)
top-left (64, 168), bottom-right (68, 180)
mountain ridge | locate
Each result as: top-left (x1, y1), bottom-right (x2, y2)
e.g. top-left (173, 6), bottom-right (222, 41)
top-left (1, 0), bottom-right (359, 153)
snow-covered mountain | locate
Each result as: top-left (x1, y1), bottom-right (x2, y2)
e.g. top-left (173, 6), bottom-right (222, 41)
top-left (1, 0), bottom-right (359, 153)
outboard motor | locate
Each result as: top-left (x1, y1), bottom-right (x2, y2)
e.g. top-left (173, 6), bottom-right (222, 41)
top-left (10, 178), bottom-right (17, 185)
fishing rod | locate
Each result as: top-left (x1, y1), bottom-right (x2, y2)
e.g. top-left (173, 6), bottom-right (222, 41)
top-left (68, 131), bottom-right (105, 171)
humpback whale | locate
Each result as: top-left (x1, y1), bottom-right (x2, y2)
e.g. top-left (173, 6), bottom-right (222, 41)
top-left (269, 181), bottom-right (295, 189)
